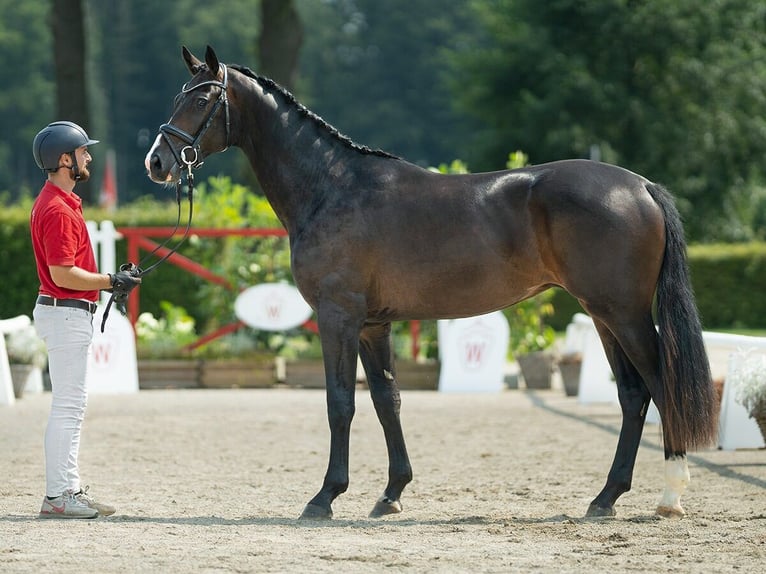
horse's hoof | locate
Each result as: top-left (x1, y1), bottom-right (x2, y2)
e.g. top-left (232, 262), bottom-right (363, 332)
top-left (369, 497), bottom-right (403, 518)
top-left (585, 503), bottom-right (616, 518)
top-left (299, 503), bottom-right (333, 520)
top-left (656, 505), bottom-right (685, 519)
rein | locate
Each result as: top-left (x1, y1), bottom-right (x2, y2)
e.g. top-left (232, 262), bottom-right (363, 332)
top-left (101, 66), bottom-right (230, 332)
top-left (100, 159), bottom-right (196, 333)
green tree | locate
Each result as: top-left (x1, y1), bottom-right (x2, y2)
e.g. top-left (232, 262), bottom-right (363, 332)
top-left (53, 0), bottom-right (93, 202)
top-left (0, 1), bottom-right (54, 195)
top-left (87, 0), bottom-right (261, 204)
top-left (296, 0), bottom-right (481, 166)
top-left (258, 0), bottom-right (303, 91)
top-left (449, 0), bottom-right (766, 241)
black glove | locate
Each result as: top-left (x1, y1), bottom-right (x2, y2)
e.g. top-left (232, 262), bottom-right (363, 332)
top-left (101, 263), bottom-right (142, 333)
top-left (109, 263), bottom-right (143, 295)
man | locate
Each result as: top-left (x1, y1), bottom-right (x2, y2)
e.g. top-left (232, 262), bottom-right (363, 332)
top-left (31, 121), bottom-right (141, 519)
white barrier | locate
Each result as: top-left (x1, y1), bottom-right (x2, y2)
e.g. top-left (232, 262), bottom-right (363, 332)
top-left (571, 313), bottom-right (766, 449)
top-left (0, 315), bottom-right (32, 406)
top-left (86, 220), bottom-right (119, 304)
top-left (86, 306), bottom-right (139, 394)
top-left (85, 221), bottom-right (139, 394)
top-left (577, 323), bottom-right (619, 405)
top-left (702, 332), bottom-right (766, 450)
top-left (437, 311), bottom-right (509, 393)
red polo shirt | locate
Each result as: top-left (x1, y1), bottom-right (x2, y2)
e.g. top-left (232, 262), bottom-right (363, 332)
top-left (30, 181), bottom-right (99, 302)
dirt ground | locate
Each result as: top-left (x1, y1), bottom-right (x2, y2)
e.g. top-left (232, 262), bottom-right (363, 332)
top-left (1, 385), bottom-right (764, 573)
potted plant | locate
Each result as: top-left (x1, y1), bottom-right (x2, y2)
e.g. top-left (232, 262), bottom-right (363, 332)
top-left (506, 291), bottom-right (557, 390)
top-left (729, 350), bottom-right (766, 442)
top-left (134, 303), bottom-right (203, 389)
top-left (5, 324), bottom-right (47, 398)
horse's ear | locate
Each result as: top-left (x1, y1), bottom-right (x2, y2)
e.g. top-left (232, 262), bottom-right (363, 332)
top-left (182, 46), bottom-right (202, 75)
top-left (205, 45), bottom-right (221, 78)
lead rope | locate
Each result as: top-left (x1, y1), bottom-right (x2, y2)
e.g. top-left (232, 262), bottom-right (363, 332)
top-left (100, 148), bottom-right (197, 332)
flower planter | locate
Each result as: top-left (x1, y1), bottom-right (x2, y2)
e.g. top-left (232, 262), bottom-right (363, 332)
top-left (750, 397), bottom-right (766, 444)
top-left (9, 364), bottom-right (42, 399)
top-left (137, 359), bottom-right (203, 389)
top-left (517, 351), bottom-right (554, 390)
top-left (200, 358), bottom-right (276, 388)
top-left (390, 360), bottom-right (441, 391)
top-left (281, 359), bottom-right (326, 388)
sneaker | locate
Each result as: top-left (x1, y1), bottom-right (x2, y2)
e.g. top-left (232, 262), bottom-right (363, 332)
top-left (75, 485), bottom-right (116, 517)
top-left (39, 490), bottom-right (99, 519)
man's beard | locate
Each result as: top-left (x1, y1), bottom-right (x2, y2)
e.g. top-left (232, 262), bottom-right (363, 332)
top-left (69, 164), bottom-right (90, 182)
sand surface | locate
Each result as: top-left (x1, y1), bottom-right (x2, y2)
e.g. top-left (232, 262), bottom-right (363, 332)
top-left (1, 387), bottom-right (764, 573)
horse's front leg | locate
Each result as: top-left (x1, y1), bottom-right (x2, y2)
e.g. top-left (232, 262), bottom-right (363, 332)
top-left (299, 297), bottom-right (365, 520)
top-left (359, 322), bottom-right (412, 518)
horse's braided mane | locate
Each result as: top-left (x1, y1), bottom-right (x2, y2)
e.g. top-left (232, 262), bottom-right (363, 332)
top-left (230, 64), bottom-right (398, 159)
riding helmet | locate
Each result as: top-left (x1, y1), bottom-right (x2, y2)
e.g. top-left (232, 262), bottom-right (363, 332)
top-left (32, 121), bottom-right (99, 171)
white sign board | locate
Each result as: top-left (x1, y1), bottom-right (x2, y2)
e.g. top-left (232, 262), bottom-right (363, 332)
top-left (437, 311), bottom-right (509, 393)
top-left (86, 306), bottom-right (139, 394)
top-left (235, 283), bottom-right (313, 331)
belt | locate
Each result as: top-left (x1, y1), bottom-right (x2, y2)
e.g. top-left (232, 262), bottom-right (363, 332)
top-left (36, 295), bottom-right (97, 314)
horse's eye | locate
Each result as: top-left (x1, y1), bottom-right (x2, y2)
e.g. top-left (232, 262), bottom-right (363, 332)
top-left (196, 97), bottom-right (208, 109)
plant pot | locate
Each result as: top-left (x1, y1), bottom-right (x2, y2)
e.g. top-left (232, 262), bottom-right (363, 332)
top-left (9, 364), bottom-right (42, 399)
top-left (752, 398), bottom-right (766, 444)
top-left (517, 351), bottom-right (554, 390)
top-left (558, 353), bottom-right (582, 397)
top-left (137, 359), bottom-right (203, 389)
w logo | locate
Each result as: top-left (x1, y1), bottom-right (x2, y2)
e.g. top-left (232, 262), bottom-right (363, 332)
top-left (463, 341), bottom-right (486, 368)
top-left (458, 325), bottom-right (494, 371)
top-left (91, 342), bottom-right (112, 365)
top-left (265, 300), bottom-right (283, 320)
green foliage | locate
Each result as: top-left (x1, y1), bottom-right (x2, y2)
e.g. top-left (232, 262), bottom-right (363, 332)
top-left (687, 242), bottom-right (766, 329)
top-left (296, 0), bottom-right (480, 166)
top-left (429, 159), bottom-right (470, 175)
top-left (0, 0), bottom-right (54, 194)
top-left (506, 151), bottom-right (529, 170)
top-left (505, 291), bottom-right (557, 358)
top-left (135, 302), bottom-right (198, 359)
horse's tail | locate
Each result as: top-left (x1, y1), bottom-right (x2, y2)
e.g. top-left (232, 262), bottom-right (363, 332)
top-left (645, 182), bottom-right (718, 452)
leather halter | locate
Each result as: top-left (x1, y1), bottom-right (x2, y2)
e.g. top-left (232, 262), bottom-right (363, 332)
top-left (159, 63), bottom-right (231, 171)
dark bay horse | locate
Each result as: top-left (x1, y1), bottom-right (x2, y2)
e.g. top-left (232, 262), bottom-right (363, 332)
top-left (145, 46), bottom-right (718, 520)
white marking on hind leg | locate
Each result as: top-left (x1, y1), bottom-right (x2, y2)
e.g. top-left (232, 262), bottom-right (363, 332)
top-left (656, 455), bottom-right (690, 518)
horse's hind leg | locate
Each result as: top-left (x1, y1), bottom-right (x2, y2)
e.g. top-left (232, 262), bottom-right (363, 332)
top-left (587, 317), bottom-right (654, 517)
top-left (358, 322), bottom-right (413, 518)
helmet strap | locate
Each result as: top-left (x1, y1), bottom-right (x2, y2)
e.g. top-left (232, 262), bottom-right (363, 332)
top-left (67, 151), bottom-right (82, 181)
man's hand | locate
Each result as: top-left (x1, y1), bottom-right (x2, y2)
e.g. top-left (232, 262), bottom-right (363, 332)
top-left (109, 268), bottom-right (141, 298)
top-left (109, 263), bottom-right (142, 298)
top-left (101, 263), bottom-right (143, 332)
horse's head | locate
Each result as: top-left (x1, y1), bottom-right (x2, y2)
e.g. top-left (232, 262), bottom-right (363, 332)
top-left (145, 45), bottom-right (231, 183)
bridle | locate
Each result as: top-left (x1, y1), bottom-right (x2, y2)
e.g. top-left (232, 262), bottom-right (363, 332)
top-left (101, 64), bottom-right (231, 333)
top-left (159, 63), bottom-right (231, 171)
